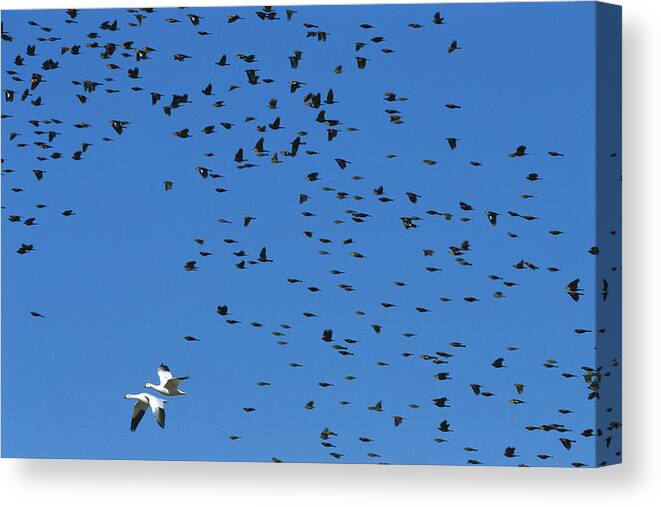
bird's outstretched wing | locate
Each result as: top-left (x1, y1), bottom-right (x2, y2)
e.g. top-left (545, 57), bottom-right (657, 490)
top-left (148, 395), bottom-right (166, 429)
top-left (164, 375), bottom-right (190, 390)
top-left (130, 400), bottom-right (147, 432)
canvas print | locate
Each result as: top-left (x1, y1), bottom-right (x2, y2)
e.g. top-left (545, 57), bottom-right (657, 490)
top-left (1, 2), bottom-right (621, 467)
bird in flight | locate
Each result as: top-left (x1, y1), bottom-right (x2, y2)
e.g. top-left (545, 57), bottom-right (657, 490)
top-left (144, 364), bottom-right (189, 396)
top-left (123, 392), bottom-right (167, 431)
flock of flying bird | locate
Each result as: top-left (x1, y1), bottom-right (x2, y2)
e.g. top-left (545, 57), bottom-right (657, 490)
top-left (1, 5), bottom-right (620, 466)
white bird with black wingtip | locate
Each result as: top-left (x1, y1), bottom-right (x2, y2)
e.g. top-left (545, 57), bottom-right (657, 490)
top-left (123, 392), bottom-right (167, 432)
top-left (145, 363), bottom-right (190, 396)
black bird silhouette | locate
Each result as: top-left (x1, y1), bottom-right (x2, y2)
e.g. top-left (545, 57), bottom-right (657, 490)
top-left (258, 247), bottom-right (272, 263)
top-left (566, 278), bottom-right (583, 302)
top-left (448, 40), bottom-right (461, 53)
top-left (508, 145), bottom-right (528, 157)
top-left (491, 357), bottom-right (506, 368)
top-left (433, 11), bottom-right (445, 24)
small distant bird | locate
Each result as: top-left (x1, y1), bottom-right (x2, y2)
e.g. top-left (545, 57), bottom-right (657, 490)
top-left (491, 357), bottom-right (506, 368)
top-left (433, 397), bottom-right (449, 408)
top-left (566, 278), bottom-right (583, 302)
top-left (433, 11), bottom-right (445, 24)
top-left (335, 158), bottom-right (350, 169)
top-left (406, 192), bottom-right (421, 203)
top-left (508, 145), bottom-right (528, 157)
top-left (173, 128), bottom-right (191, 138)
top-left (368, 400), bottom-right (383, 412)
top-left (438, 420), bottom-right (451, 432)
top-left (109, 120), bottom-right (129, 135)
top-left (448, 40), bottom-right (461, 53)
top-left (258, 247), bottom-right (272, 263)
top-left (485, 211), bottom-right (499, 225)
top-left (560, 438), bottom-right (576, 450)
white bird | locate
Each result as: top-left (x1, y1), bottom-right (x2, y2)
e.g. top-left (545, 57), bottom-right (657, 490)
top-left (145, 363), bottom-right (189, 396)
top-left (123, 392), bottom-right (167, 431)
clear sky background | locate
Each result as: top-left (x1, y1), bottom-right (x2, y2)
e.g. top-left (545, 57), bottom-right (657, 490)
top-left (2, 3), bottom-right (620, 466)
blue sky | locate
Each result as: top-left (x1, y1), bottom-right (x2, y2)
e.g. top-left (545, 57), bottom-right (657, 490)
top-left (2, 3), bottom-right (621, 466)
